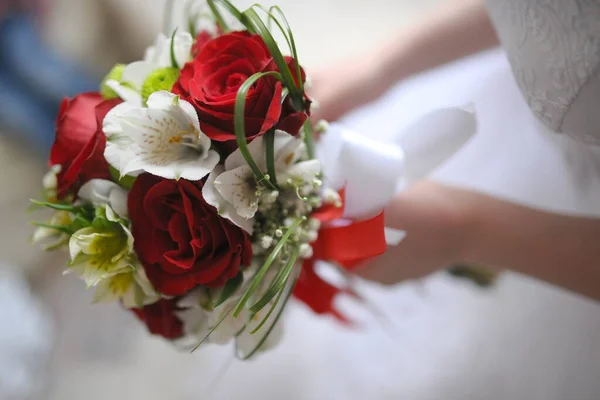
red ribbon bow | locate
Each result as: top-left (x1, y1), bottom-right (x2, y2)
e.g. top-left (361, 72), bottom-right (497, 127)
top-left (293, 191), bottom-right (387, 323)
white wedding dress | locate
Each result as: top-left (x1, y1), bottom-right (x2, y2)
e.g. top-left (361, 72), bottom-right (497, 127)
top-left (187, 1), bottom-right (600, 399)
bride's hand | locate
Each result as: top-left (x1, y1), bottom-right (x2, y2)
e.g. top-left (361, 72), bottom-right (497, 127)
top-left (355, 181), bottom-right (472, 285)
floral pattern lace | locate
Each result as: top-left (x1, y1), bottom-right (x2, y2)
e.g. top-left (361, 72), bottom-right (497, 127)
top-left (485, 0), bottom-right (600, 143)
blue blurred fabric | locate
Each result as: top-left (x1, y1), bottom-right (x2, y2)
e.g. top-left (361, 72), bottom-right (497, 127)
top-left (0, 13), bottom-right (98, 153)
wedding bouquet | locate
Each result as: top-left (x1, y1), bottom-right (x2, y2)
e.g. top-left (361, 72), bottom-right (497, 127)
top-left (31, 0), bottom-right (480, 359)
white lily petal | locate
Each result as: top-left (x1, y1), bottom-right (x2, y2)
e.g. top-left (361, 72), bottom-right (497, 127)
top-left (145, 32), bottom-right (193, 68)
top-left (104, 102), bottom-right (138, 171)
top-left (103, 102), bottom-right (138, 136)
top-left (121, 61), bottom-right (155, 90)
top-left (140, 150), bottom-right (219, 181)
top-left (214, 166), bottom-right (259, 220)
top-left (203, 166), bottom-right (254, 234)
top-left (108, 187), bottom-right (129, 219)
top-left (273, 129), bottom-right (297, 155)
top-left (224, 135), bottom-right (268, 171)
top-left (78, 180), bottom-right (130, 219)
top-left (119, 156), bottom-right (146, 178)
top-left (146, 91), bottom-right (201, 133)
top-left (278, 159), bottom-right (322, 185)
top-left (105, 80), bottom-right (143, 106)
top-left (108, 94), bottom-right (218, 180)
top-left (273, 131), bottom-right (305, 170)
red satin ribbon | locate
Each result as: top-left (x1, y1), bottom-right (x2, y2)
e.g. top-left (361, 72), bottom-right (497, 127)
top-left (293, 193), bottom-right (387, 323)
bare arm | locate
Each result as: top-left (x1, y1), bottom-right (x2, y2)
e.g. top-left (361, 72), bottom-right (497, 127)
top-left (358, 182), bottom-right (600, 302)
top-left (310, 0), bottom-right (499, 122)
top-left (377, 0), bottom-right (498, 90)
top-left (463, 190), bottom-right (600, 301)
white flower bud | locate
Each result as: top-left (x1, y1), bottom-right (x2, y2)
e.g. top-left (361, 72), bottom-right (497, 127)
top-left (315, 119), bottom-right (329, 134)
top-left (43, 165), bottom-right (61, 190)
top-left (264, 190), bottom-right (279, 203)
top-left (312, 178), bottom-right (323, 188)
top-left (323, 188), bottom-right (342, 207)
top-left (308, 218), bottom-right (321, 231)
top-left (298, 243), bottom-right (314, 259)
top-left (260, 235), bottom-right (274, 249)
top-left (274, 229), bottom-right (283, 238)
top-left (306, 230), bottom-right (318, 242)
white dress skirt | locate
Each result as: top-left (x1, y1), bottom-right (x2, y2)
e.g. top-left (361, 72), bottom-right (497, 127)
top-left (44, 49), bottom-right (600, 400)
top-left (240, 48), bottom-right (600, 400)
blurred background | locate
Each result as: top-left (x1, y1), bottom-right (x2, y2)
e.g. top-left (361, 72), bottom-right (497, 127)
top-left (1, 0), bottom-right (600, 399)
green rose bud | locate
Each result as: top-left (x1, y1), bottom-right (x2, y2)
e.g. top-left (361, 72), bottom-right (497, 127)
top-left (141, 67), bottom-right (180, 103)
top-left (100, 64), bottom-right (126, 100)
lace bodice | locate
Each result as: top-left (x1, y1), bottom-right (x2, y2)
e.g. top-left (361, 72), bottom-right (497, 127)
top-left (485, 0), bottom-right (600, 144)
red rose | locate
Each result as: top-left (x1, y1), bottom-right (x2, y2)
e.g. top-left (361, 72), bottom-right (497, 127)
top-left (128, 174), bottom-right (253, 296)
top-left (49, 93), bottom-right (121, 198)
top-left (132, 298), bottom-right (184, 339)
top-left (278, 56), bottom-right (311, 135)
top-left (173, 31), bottom-right (306, 147)
top-left (191, 30), bottom-right (214, 56)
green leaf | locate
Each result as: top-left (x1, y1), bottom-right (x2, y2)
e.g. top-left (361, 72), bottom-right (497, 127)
top-left (302, 119), bottom-right (316, 159)
top-left (71, 214), bottom-right (92, 232)
top-left (265, 5), bottom-right (304, 92)
top-left (240, 8), bottom-right (302, 110)
top-left (214, 273), bottom-right (244, 308)
top-left (30, 222), bottom-right (72, 235)
top-left (232, 216), bottom-right (305, 317)
top-left (249, 246), bottom-right (298, 313)
top-left (234, 71), bottom-right (281, 189)
top-left (211, 0), bottom-right (244, 24)
top-left (207, 0), bottom-right (230, 33)
top-left (109, 166), bottom-right (137, 190)
top-left (265, 130), bottom-right (277, 187)
top-left (234, 265), bottom-right (300, 360)
top-left (170, 28), bottom-right (179, 69)
top-left (30, 199), bottom-right (77, 212)
top-left (250, 281), bottom-right (285, 334)
top-left (190, 303), bottom-right (236, 353)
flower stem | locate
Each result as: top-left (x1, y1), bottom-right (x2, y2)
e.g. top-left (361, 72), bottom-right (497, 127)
top-left (232, 216), bottom-right (305, 317)
top-left (207, 0), bottom-right (230, 33)
top-left (234, 72), bottom-right (281, 190)
top-left (265, 130), bottom-right (278, 187)
top-left (303, 120), bottom-right (316, 159)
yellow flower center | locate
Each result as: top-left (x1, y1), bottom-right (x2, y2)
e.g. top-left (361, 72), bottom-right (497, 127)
top-left (107, 272), bottom-right (135, 297)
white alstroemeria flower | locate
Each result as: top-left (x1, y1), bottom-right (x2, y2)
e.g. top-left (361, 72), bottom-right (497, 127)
top-left (78, 179), bottom-right (129, 219)
top-left (202, 165), bottom-right (255, 234)
top-left (144, 31), bottom-right (193, 68)
top-left (103, 91), bottom-right (219, 181)
top-left (33, 210), bottom-right (72, 251)
top-left (93, 266), bottom-right (159, 309)
top-left (106, 31), bottom-right (193, 105)
top-left (202, 130), bottom-right (321, 228)
top-left (68, 206), bottom-right (135, 287)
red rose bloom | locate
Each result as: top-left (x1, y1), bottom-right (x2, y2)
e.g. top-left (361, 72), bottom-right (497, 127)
top-left (191, 30), bottom-right (214, 56)
top-left (49, 93), bottom-right (121, 198)
top-left (132, 298), bottom-right (184, 339)
top-left (172, 31), bottom-right (307, 148)
top-left (128, 174), bottom-right (253, 296)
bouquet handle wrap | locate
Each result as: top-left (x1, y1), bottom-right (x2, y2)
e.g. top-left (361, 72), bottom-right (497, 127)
top-left (319, 106), bottom-right (477, 221)
top-left (296, 107), bottom-right (477, 322)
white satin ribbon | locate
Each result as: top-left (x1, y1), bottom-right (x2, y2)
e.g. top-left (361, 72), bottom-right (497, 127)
top-left (318, 106), bottom-right (477, 245)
